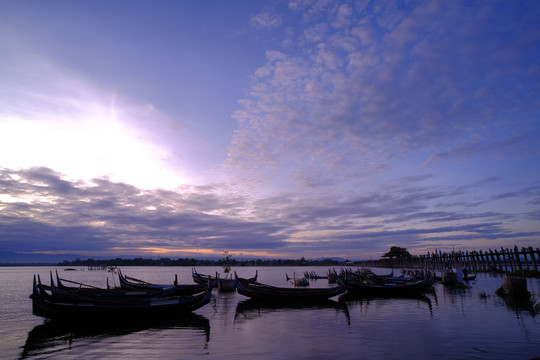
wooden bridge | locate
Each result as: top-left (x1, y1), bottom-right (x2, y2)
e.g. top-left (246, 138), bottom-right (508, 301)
top-left (357, 246), bottom-right (540, 273)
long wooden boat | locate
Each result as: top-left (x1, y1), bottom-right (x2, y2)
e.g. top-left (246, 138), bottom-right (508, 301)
top-left (118, 268), bottom-right (178, 289)
top-left (192, 268), bottom-right (258, 286)
top-left (345, 271), bottom-right (435, 295)
top-left (118, 269), bottom-right (212, 295)
top-left (235, 272), bottom-right (347, 301)
top-left (192, 268), bottom-right (218, 284)
top-left (30, 275), bottom-right (213, 319)
top-left (52, 271), bottom-right (180, 297)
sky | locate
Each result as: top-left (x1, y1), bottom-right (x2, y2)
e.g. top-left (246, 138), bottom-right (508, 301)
top-left (1, 0), bottom-right (539, 261)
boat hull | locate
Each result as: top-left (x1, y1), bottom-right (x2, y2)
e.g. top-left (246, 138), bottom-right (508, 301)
top-left (30, 275), bottom-right (212, 320)
top-left (235, 274), bottom-right (347, 301)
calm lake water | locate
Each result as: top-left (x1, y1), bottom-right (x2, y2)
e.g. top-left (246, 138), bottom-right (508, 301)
top-left (1, 266), bottom-right (539, 360)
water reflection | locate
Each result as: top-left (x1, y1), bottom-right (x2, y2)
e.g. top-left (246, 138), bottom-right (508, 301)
top-left (234, 298), bottom-right (351, 325)
top-left (495, 291), bottom-right (540, 317)
top-left (339, 291), bottom-right (436, 317)
top-left (19, 313), bottom-right (210, 359)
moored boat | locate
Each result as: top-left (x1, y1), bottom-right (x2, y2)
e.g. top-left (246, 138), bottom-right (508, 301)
top-left (30, 274), bottom-right (213, 319)
top-left (118, 269), bottom-right (212, 295)
top-left (192, 268), bottom-right (258, 289)
top-left (235, 272), bottom-right (347, 301)
top-left (345, 279), bottom-right (432, 294)
top-left (286, 273), bottom-right (309, 286)
top-left (345, 270), bottom-right (435, 295)
top-left (52, 271), bottom-right (179, 297)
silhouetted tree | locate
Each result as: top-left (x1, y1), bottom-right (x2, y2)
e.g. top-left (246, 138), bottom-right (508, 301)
top-left (382, 246), bottom-right (412, 258)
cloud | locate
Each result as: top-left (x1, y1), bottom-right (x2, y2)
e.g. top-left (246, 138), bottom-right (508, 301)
top-left (250, 10), bottom-right (282, 29)
top-left (0, 167), bottom-right (288, 256)
top-left (1, 165), bottom-right (539, 258)
top-left (422, 133), bottom-right (539, 166)
top-left (226, 1), bottom-right (540, 190)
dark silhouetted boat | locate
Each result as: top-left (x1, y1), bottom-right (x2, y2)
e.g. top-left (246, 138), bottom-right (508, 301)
top-left (192, 268), bottom-right (257, 290)
top-left (235, 272), bottom-right (347, 301)
top-left (30, 274), bottom-right (213, 319)
top-left (345, 270), bottom-right (435, 295)
top-left (118, 269), bottom-right (212, 295)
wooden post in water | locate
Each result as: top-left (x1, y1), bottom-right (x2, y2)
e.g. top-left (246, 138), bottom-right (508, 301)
top-left (529, 247), bottom-right (538, 272)
top-left (507, 248), bottom-right (516, 272)
top-left (477, 251), bottom-right (484, 271)
top-left (514, 246), bottom-right (523, 272)
top-left (493, 249), bottom-right (502, 272)
top-left (486, 250), bottom-right (493, 271)
top-left (500, 247), bottom-right (509, 272)
top-left (489, 249), bottom-right (497, 272)
top-left (522, 247), bottom-right (529, 271)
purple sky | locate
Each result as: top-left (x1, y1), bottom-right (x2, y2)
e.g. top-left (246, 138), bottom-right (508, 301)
top-left (1, 0), bottom-right (539, 260)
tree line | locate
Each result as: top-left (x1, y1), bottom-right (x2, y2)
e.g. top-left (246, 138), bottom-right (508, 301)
top-left (58, 256), bottom-right (346, 267)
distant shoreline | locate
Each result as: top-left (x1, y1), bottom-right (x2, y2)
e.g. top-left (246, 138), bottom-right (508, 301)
top-left (0, 257), bottom-right (349, 267)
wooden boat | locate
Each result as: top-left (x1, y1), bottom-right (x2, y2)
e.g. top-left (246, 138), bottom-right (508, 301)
top-left (118, 269), bottom-right (212, 295)
top-left (286, 273), bottom-right (309, 286)
top-left (434, 269), bottom-right (476, 282)
top-left (30, 274), bottom-right (213, 319)
top-left (192, 268), bottom-right (258, 286)
top-left (462, 269), bottom-right (476, 281)
top-left (345, 270), bottom-right (435, 295)
top-left (303, 271), bottom-right (327, 280)
top-left (52, 271), bottom-right (180, 297)
top-left (118, 269), bottom-right (178, 289)
top-left (235, 272), bottom-right (347, 301)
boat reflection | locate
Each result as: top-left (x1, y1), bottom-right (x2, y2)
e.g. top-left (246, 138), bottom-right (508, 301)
top-left (495, 291), bottom-right (540, 317)
top-left (19, 313), bottom-right (210, 359)
top-left (234, 298), bottom-right (350, 325)
top-left (339, 291), bottom-right (436, 317)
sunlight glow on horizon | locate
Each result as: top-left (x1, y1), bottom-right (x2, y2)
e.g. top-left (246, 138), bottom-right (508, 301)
top-left (0, 51), bottom-right (194, 191)
top-left (112, 247), bottom-right (287, 258)
top-left (1, 99), bottom-right (190, 190)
